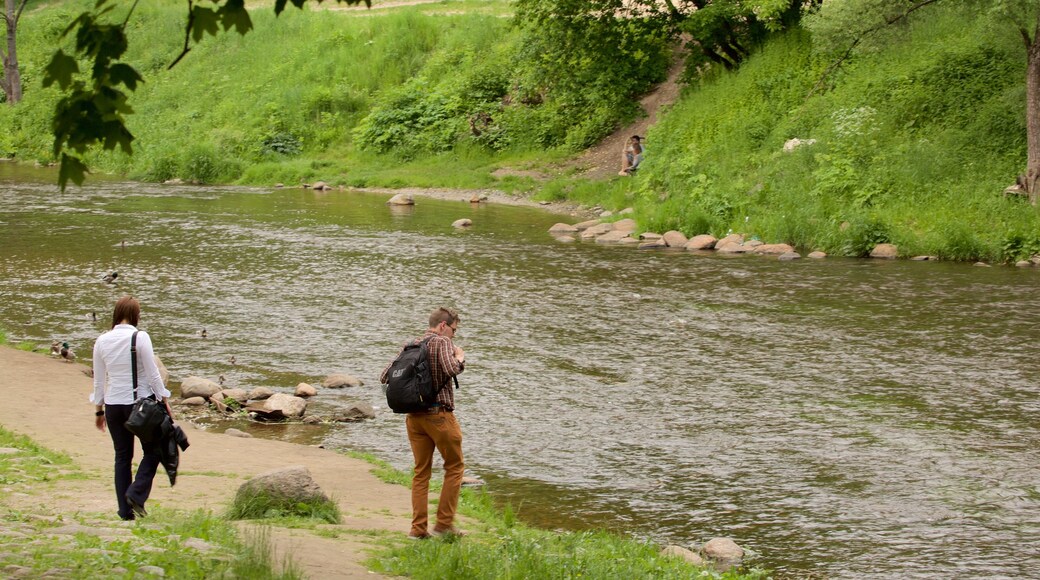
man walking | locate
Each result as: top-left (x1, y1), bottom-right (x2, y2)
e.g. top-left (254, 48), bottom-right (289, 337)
top-left (381, 307), bottom-right (466, 539)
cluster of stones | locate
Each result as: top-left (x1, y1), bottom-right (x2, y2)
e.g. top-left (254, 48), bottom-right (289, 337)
top-left (386, 192), bottom-right (481, 229)
top-left (549, 217), bottom-right (811, 261)
top-left (176, 373), bottom-right (375, 424)
top-left (661, 537), bottom-right (747, 572)
top-left (552, 214), bottom-right (1040, 266)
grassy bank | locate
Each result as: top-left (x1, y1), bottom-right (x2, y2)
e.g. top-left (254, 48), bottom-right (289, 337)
top-left (346, 452), bottom-right (769, 579)
top-left (0, 424), bottom-right (301, 579)
top-left (2, 1), bottom-right (1036, 262)
top-left (621, 3), bottom-right (1040, 262)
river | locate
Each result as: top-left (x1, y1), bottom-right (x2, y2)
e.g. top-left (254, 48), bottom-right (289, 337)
top-left (2, 162), bottom-right (1038, 578)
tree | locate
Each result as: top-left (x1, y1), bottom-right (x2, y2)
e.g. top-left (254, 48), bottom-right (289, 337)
top-left (514, 0), bottom-right (811, 72)
top-left (1, 0), bottom-right (28, 104)
top-left (804, 0), bottom-right (1040, 205)
top-left (43, 0), bottom-right (368, 190)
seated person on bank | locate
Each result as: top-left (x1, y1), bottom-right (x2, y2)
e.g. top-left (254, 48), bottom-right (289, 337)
top-left (619, 135), bottom-right (644, 176)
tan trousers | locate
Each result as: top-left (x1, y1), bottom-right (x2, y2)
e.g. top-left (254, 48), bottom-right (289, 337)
top-left (406, 410), bottom-right (464, 535)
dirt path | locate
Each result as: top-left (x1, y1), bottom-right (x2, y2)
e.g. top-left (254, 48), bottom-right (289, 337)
top-left (564, 51), bottom-right (686, 180)
top-left (0, 347), bottom-right (414, 578)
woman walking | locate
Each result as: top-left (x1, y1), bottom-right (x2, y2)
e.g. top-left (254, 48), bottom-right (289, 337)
top-left (91, 296), bottom-right (172, 520)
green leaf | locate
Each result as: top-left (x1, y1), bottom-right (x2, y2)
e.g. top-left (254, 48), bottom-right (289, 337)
top-left (108, 63), bottom-right (143, 91)
top-left (218, 0), bottom-right (253, 35)
top-left (43, 50), bottom-right (80, 90)
top-left (191, 6), bottom-right (220, 42)
top-left (58, 154), bottom-right (89, 190)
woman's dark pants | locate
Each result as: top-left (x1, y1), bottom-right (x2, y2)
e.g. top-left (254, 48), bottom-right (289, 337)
top-left (105, 404), bottom-right (162, 520)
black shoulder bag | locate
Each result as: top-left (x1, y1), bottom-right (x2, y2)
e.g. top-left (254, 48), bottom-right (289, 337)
top-left (124, 331), bottom-right (167, 442)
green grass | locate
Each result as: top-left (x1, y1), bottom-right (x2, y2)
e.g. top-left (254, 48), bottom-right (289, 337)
top-left (0, 424), bottom-right (300, 578)
top-left (227, 488), bottom-right (341, 524)
top-left (342, 451), bottom-right (769, 579)
top-left (631, 4), bottom-right (1040, 262)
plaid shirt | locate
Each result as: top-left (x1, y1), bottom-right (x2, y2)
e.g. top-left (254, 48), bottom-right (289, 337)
top-left (381, 330), bottom-right (464, 410)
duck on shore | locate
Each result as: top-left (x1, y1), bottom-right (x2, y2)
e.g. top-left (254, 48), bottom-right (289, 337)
top-left (60, 342), bottom-right (75, 363)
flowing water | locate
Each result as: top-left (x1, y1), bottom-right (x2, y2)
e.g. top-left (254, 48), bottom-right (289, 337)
top-left (2, 162), bottom-right (1039, 578)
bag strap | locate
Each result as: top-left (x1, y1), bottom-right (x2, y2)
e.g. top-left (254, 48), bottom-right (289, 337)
top-left (130, 330), bottom-right (139, 401)
top-left (416, 336), bottom-right (460, 391)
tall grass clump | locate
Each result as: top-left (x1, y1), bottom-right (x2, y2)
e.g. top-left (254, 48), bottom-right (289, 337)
top-left (228, 487), bottom-right (341, 524)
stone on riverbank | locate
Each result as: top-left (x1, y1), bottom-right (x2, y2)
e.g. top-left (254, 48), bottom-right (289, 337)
top-left (870, 243), bottom-right (898, 259)
top-left (595, 230), bottom-right (633, 244)
top-left (700, 537), bottom-right (745, 570)
top-left (235, 466), bottom-right (330, 510)
top-left (321, 374), bottom-right (363, 388)
top-left (332, 403), bottom-right (376, 422)
top-left (661, 545), bottom-right (705, 566)
top-left (752, 243), bottom-right (794, 255)
top-left (573, 219), bottom-right (601, 231)
top-left (778, 251), bottom-right (801, 260)
top-left (684, 234), bottom-right (717, 251)
top-left (386, 193), bottom-right (414, 206)
top-left (549, 223), bottom-right (578, 234)
top-left (180, 376), bottom-right (221, 399)
top-left (180, 397), bottom-right (207, 406)
top-left (248, 393), bottom-right (307, 419)
top-left (155, 355), bottom-right (170, 388)
top-left (295, 383), bottom-right (317, 397)
top-left (808, 251), bottom-right (827, 259)
top-left (662, 231), bottom-right (689, 247)
top-left (249, 387), bottom-right (274, 400)
top-left (221, 388), bottom-right (249, 405)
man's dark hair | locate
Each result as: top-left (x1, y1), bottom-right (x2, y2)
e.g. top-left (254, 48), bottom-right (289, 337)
top-left (429, 307), bottom-right (459, 328)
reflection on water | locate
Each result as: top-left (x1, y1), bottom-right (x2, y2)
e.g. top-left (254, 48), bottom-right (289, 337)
top-left (2, 162), bottom-right (1040, 578)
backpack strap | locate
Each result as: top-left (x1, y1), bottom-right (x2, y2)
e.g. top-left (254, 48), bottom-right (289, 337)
top-left (418, 335), bottom-right (460, 391)
top-left (130, 330), bottom-right (140, 401)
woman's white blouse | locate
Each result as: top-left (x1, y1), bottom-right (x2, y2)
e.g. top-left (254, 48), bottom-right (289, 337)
top-left (91, 324), bottom-right (170, 405)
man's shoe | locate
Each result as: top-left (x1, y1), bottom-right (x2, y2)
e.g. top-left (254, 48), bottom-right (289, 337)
top-left (126, 496), bottom-right (147, 518)
top-left (407, 532), bottom-right (430, 540)
top-left (431, 527), bottom-right (467, 538)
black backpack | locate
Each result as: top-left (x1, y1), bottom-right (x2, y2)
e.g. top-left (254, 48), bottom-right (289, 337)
top-left (383, 337), bottom-right (459, 414)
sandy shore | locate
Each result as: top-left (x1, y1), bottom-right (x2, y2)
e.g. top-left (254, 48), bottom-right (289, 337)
top-left (0, 346), bottom-right (415, 578)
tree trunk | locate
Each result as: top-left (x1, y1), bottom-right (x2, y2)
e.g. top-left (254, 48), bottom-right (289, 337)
top-left (1026, 18), bottom-right (1040, 205)
top-left (3, 0), bottom-right (23, 105)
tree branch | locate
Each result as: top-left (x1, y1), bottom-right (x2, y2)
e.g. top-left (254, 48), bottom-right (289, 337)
top-left (14, 0), bottom-right (28, 25)
top-left (807, 0), bottom-right (943, 99)
top-left (168, 0), bottom-right (196, 70)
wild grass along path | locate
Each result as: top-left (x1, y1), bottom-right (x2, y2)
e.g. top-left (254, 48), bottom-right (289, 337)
top-left (0, 346), bottom-right (415, 578)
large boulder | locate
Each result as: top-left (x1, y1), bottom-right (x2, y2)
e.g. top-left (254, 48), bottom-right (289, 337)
top-left (250, 393), bottom-right (307, 418)
top-left (870, 243), bottom-right (898, 259)
top-left (595, 230), bottom-right (633, 244)
top-left (662, 231), bottom-right (689, 247)
top-left (684, 235), bottom-right (717, 251)
top-left (548, 223), bottom-right (579, 234)
top-left (661, 545), bottom-right (704, 566)
top-left (612, 218), bottom-right (638, 233)
top-left (332, 402), bottom-right (377, 422)
top-left (221, 388), bottom-right (249, 405)
top-left (386, 193), bottom-right (414, 206)
top-left (580, 223), bottom-right (614, 239)
top-left (321, 374), bottom-right (363, 388)
top-left (572, 219), bottom-right (601, 231)
top-left (180, 376), bottom-right (221, 400)
top-left (701, 537), bottom-right (745, 570)
top-left (234, 465), bottom-right (330, 508)
top-left (248, 387), bottom-right (275, 401)
top-left (154, 355), bottom-right (170, 388)
top-left (752, 243), bottom-right (795, 255)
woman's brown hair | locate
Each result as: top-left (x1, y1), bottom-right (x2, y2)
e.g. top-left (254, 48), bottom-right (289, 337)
top-left (111, 296), bottom-right (141, 329)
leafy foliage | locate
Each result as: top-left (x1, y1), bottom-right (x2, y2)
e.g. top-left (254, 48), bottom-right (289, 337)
top-left (42, 0), bottom-right (369, 190)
